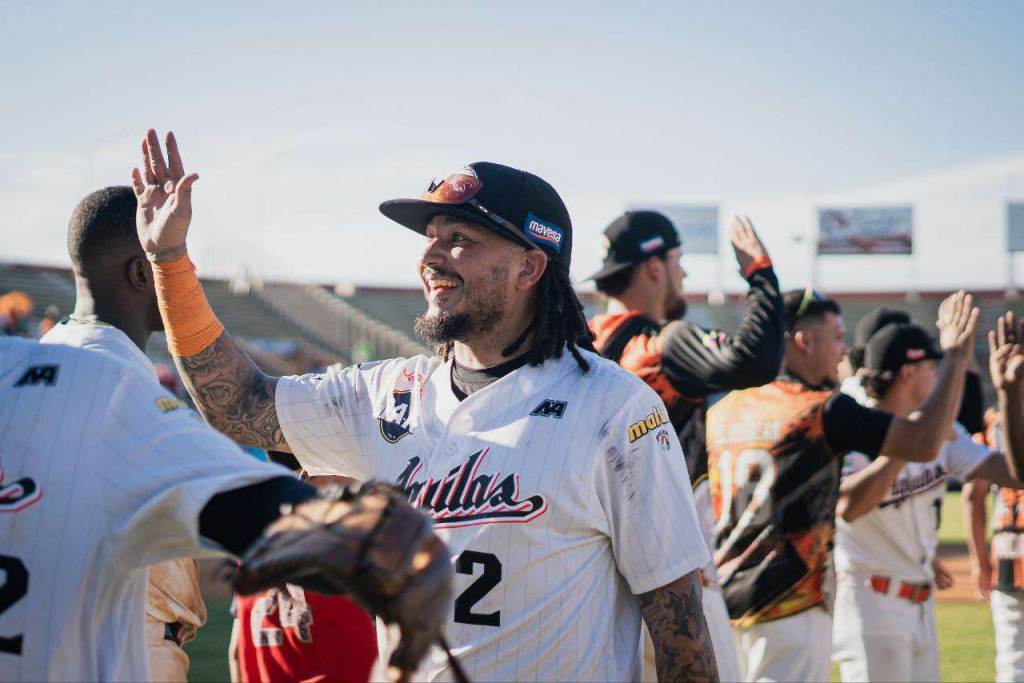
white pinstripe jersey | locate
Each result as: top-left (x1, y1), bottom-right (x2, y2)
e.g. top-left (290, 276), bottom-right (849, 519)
top-left (276, 348), bottom-right (708, 682)
top-left (0, 337), bottom-right (285, 682)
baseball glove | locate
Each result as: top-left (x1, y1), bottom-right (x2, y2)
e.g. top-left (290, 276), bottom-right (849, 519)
top-left (233, 482), bottom-right (462, 682)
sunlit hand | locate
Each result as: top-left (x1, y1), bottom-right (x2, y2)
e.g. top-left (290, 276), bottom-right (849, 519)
top-left (933, 557), bottom-right (955, 591)
top-left (989, 311), bottom-right (1024, 391)
top-left (130, 129), bottom-right (199, 262)
top-left (970, 561), bottom-right (992, 601)
top-left (729, 215), bottom-right (768, 274)
top-left (936, 290), bottom-right (979, 356)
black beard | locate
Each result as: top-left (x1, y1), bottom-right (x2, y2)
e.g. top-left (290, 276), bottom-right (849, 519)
top-left (414, 307), bottom-right (503, 347)
top-left (665, 296), bottom-right (688, 321)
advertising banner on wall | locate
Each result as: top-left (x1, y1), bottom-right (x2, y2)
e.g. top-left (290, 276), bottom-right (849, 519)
top-left (631, 204), bottom-right (719, 254)
top-left (1008, 202), bottom-right (1024, 252)
top-left (817, 206), bottom-right (913, 255)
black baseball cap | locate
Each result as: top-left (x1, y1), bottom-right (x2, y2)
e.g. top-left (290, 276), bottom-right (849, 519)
top-left (588, 211), bottom-right (681, 281)
top-left (863, 322), bottom-right (943, 372)
top-left (854, 307), bottom-right (912, 347)
top-left (379, 162), bottom-right (573, 275)
top-left (849, 307), bottom-right (912, 370)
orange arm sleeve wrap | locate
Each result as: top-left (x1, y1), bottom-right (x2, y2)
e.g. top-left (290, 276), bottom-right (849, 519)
top-left (152, 254), bottom-right (225, 357)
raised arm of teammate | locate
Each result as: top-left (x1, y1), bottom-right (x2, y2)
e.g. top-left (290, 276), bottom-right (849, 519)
top-left (963, 476), bottom-right (994, 601)
top-left (875, 291), bottom-right (978, 462)
top-left (988, 312), bottom-right (1024, 481)
top-left (835, 456), bottom-right (905, 522)
top-left (131, 129), bottom-right (288, 451)
top-left (659, 216), bottom-right (784, 395)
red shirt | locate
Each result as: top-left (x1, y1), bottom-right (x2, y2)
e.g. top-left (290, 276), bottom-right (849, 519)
top-left (236, 586), bottom-right (377, 683)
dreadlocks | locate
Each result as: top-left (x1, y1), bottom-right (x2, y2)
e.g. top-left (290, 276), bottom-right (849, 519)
top-left (437, 263), bottom-right (595, 373)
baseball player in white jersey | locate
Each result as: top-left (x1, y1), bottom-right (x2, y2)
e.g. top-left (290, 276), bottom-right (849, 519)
top-left (133, 129), bottom-right (719, 681)
top-left (832, 317), bottom-right (1024, 682)
top-left (39, 184), bottom-right (208, 681)
top-left (0, 337), bottom-right (304, 680)
top-left (964, 410), bottom-right (1024, 682)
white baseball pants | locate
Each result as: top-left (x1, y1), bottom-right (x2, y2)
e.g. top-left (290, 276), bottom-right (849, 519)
top-left (831, 573), bottom-right (938, 682)
top-left (734, 606), bottom-right (832, 682)
top-left (993, 589), bottom-right (1024, 682)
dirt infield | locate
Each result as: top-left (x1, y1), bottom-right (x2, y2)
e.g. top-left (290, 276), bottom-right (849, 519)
top-left (936, 542), bottom-right (980, 603)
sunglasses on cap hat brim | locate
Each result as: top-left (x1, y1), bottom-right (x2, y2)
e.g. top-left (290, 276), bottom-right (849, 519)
top-left (421, 171), bottom-right (536, 250)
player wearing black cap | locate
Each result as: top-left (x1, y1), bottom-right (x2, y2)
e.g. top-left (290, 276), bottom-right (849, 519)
top-left (137, 131), bottom-right (719, 683)
top-left (832, 317), bottom-right (1024, 682)
top-left (706, 289), bottom-right (980, 682)
top-left (840, 306), bottom-right (986, 435)
top-left (588, 212), bottom-right (784, 681)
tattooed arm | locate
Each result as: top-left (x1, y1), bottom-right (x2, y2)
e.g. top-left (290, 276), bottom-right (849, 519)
top-left (638, 570), bottom-right (719, 683)
top-left (174, 331), bottom-right (290, 452)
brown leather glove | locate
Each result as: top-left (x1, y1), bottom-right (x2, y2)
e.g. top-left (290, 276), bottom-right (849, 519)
top-left (233, 482), bottom-right (455, 682)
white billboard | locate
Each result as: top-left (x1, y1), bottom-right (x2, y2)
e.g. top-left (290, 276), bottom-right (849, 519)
top-left (817, 206), bottom-right (913, 255)
top-left (1008, 202), bottom-right (1024, 252)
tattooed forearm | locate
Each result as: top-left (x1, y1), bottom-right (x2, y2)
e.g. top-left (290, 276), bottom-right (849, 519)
top-left (173, 331), bottom-right (290, 451)
top-left (638, 570), bottom-right (719, 683)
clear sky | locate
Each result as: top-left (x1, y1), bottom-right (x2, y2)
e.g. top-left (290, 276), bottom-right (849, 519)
top-left (3, 1), bottom-right (1022, 288)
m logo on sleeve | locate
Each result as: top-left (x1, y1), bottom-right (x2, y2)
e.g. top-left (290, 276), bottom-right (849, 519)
top-left (14, 364), bottom-right (59, 387)
top-left (530, 399), bottom-right (567, 419)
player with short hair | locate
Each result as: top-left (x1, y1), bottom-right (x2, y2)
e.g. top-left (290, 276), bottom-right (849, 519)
top-left (0, 336), bottom-right (452, 682)
top-left (589, 211), bottom-right (784, 682)
top-left (832, 316), bottom-right (1024, 681)
top-left (38, 184), bottom-right (204, 681)
top-left (841, 306), bottom-right (985, 433)
top-left (133, 129), bottom-right (718, 682)
top-left (707, 288), bottom-right (979, 682)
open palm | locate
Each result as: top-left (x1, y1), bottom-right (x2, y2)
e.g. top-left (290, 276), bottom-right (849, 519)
top-left (936, 290), bottom-right (979, 353)
top-left (130, 129), bottom-right (199, 261)
top-left (989, 311), bottom-right (1024, 390)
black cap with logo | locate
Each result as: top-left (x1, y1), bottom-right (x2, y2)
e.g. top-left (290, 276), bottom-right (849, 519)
top-left (855, 307), bottom-right (912, 348)
top-left (849, 307), bottom-right (913, 370)
top-left (588, 211), bottom-right (681, 281)
top-left (379, 162), bottom-right (573, 275)
top-left (863, 322), bottom-right (944, 372)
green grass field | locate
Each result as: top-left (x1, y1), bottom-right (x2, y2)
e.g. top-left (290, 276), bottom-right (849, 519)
top-left (185, 491), bottom-right (999, 681)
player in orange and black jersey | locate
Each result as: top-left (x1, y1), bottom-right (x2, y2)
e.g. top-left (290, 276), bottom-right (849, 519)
top-left (589, 211), bottom-right (784, 682)
top-left (589, 212), bottom-right (784, 494)
top-left (707, 288), bottom-right (979, 682)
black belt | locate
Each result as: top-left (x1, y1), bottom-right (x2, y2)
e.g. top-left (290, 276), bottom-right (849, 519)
top-left (163, 622), bottom-right (183, 645)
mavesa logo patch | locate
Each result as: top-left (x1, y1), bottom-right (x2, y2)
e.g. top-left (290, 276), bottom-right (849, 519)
top-left (626, 406), bottom-right (670, 443)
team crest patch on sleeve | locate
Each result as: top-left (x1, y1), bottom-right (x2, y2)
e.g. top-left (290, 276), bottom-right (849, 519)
top-left (700, 330), bottom-right (727, 350)
top-left (627, 406), bottom-right (670, 443)
top-left (523, 213), bottom-right (564, 253)
top-left (379, 390), bottom-right (414, 443)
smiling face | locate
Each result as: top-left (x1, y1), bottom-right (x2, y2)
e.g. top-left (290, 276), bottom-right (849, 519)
top-left (414, 215), bottom-right (535, 347)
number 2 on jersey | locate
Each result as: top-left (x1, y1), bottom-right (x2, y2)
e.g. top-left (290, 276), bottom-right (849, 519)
top-left (0, 554), bottom-right (28, 655)
top-left (454, 551), bottom-right (501, 627)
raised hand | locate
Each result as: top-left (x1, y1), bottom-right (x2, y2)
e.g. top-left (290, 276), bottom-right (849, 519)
top-left (936, 290), bottom-right (979, 355)
top-left (729, 215), bottom-right (769, 274)
top-left (988, 311), bottom-right (1024, 391)
top-left (130, 129), bottom-right (199, 262)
